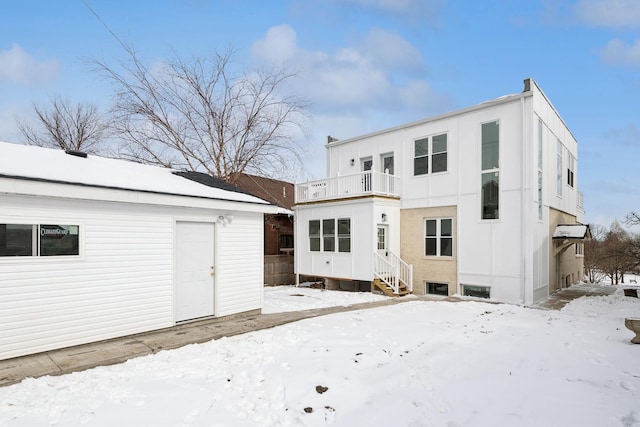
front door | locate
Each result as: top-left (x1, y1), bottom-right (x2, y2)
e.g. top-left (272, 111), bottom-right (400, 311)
top-left (176, 221), bottom-right (215, 322)
top-left (377, 224), bottom-right (388, 257)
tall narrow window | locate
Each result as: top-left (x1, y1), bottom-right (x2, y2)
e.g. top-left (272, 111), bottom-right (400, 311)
top-left (337, 218), bottom-right (351, 253)
top-left (556, 140), bottom-right (563, 197)
top-left (537, 119), bottom-right (543, 220)
top-left (414, 138), bottom-right (429, 175)
top-left (322, 219), bottom-right (335, 252)
top-left (432, 134), bottom-right (448, 173)
top-left (425, 218), bottom-right (453, 257)
top-left (481, 121), bottom-right (499, 219)
top-left (567, 155), bottom-right (575, 188)
top-left (309, 220), bottom-right (320, 252)
top-left (381, 153), bottom-right (394, 175)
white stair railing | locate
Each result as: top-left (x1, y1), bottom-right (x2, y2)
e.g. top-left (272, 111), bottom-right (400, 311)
top-left (373, 251), bottom-right (413, 294)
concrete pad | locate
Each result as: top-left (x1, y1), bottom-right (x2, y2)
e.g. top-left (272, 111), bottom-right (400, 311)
top-left (0, 354), bottom-right (60, 386)
top-left (136, 326), bottom-right (221, 352)
top-left (47, 338), bottom-right (152, 373)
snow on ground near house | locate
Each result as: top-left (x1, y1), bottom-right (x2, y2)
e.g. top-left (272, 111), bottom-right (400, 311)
top-left (1, 286), bottom-right (639, 426)
top-left (262, 284), bottom-right (390, 313)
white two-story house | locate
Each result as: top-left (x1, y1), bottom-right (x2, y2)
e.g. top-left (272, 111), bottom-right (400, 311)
top-left (294, 79), bottom-right (588, 305)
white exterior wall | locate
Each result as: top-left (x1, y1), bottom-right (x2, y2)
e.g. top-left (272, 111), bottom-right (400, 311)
top-left (215, 211), bottom-right (264, 317)
top-left (1, 192), bottom-right (265, 360)
top-left (304, 80), bottom-right (580, 304)
top-left (294, 198), bottom-right (401, 281)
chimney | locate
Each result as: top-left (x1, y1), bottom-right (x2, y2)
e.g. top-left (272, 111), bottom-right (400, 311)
top-left (523, 78), bottom-right (532, 93)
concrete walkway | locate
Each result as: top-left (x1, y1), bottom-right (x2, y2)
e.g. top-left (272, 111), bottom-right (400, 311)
top-left (0, 286), bottom-right (616, 387)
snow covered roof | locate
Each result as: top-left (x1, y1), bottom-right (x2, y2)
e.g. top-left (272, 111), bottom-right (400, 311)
top-left (552, 224), bottom-right (591, 239)
top-left (0, 141), bottom-right (270, 206)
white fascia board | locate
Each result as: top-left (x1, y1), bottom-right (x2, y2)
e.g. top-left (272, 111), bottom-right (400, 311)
top-left (0, 178), bottom-right (279, 214)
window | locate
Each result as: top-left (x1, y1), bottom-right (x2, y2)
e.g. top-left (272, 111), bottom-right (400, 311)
top-left (279, 234), bottom-right (293, 250)
top-left (481, 122), bottom-right (499, 219)
top-left (462, 285), bottom-right (490, 299)
top-left (556, 140), bottom-right (563, 197)
top-left (381, 153), bottom-right (394, 175)
top-left (575, 242), bottom-right (584, 256)
top-left (414, 133), bottom-right (447, 176)
top-left (377, 226), bottom-right (386, 250)
top-left (425, 218), bottom-right (453, 257)
top-left (1, 224), bottom-right (79, 257)
top-left (309, 218), bottom-right (351, 253)
top-left (426, 282), bottom-right (449, 296)
top-left (337, 219), bottom-right (351, 253)
top-left (309, 220), bottom-right (320, 252)
top-left (537, 119), bottom-right (543, 220)
top-left (322, 219), bottom-right (335, 252)
top-left (567, 155), bottom-right (575, 188)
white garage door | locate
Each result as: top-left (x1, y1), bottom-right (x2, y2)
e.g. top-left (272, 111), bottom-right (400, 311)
top-left (176, 221), bottom-right (215, 322)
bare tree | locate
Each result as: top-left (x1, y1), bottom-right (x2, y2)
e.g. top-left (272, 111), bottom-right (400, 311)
top-left (90, 47), bottom-right (307, 184)
top-left (625, 211), bottom-right (640, 226)
top-left (16, 96), bottom-right (109, 153)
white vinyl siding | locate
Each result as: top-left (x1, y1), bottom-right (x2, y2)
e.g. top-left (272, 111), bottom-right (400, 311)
top-left (215, 212), bottom-right (263, 317)
top-left (0, 194), bottom-right (266, 360)
top-left (0, 196), bottom-right (174, 360)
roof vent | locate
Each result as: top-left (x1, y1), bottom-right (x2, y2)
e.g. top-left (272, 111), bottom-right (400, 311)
top-left (65, 149), bottom-right (88, 158)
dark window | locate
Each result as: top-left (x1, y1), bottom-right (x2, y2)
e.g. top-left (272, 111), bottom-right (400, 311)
top-left (39, 225), bottom-right (79, 256)
top-left (426, 282), bottom-right (449, 296)
top-left (1, 224), bottom-right (79, 257)
top-left (0, 224), bottom-right (34, 256)
top-left (279, 234), bottom-right (293, 250)
top-left (463, 285), bottom-right (490, 299)
top-left (337, 218), bottom-right (351, 253)
top-left (414, 134), bottom-right (447, 176)
top-left (309, 220), bottom-right (320, 252)
top-left (425, 218), bottom-right (453, 257)
top-left (322, 219), bottom-right (335, 252)
top-left (432, 134), bottom-right (447, 173)
top-left (481, 121), bottom-right (499, 220)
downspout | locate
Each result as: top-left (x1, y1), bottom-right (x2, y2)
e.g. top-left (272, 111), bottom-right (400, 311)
top-left (520, 96), bottom-right (527, 304)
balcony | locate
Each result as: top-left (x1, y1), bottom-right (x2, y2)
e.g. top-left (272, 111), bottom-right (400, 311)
top-left (295, 171), bottom-right (400, 204)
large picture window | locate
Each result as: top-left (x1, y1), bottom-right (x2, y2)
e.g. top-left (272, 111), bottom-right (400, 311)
top-left (1, 224), bottom-right (80, 257)
top-left (481, 121), bottom-right (499, 220)
top-left (414, 133), bottom-right (448, 176)
top-left (425, 218), bottom-right (453, 257)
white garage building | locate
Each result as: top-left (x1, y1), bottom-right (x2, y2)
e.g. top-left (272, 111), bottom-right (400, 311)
top-left (0, 141), bottom-right (276, 360)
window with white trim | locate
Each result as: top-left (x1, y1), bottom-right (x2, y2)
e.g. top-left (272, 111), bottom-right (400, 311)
top-left (537, 119), bottom-right (543, 220)
top-left (426, 282), bottom-right (449, 296)
top-left (556, 140), bottom-right (563, 197)
top-left (567, 154), bottom-right (575, 188)
top-left (462, 285), bottom-right (490, 299)
top-left (0, 224), bottom-right (80, 257)
top-left (575, 242), bottom-right (584, 256)
top-left (481, 121), bottom-right (499, 219)
top-left (425, 218), bottom-right (453, 257)
top-left (414, 133), bottom-right (448, 176)
top-left (309, 218), bottom-right (350, 253)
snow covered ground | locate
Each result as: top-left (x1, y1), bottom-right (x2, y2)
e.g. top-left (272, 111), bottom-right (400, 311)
top-left (1, 284), bottom-right (639, 426)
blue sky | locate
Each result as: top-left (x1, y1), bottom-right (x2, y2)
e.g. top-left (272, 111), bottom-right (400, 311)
top-left (1, 0), bottom-right (639, 228)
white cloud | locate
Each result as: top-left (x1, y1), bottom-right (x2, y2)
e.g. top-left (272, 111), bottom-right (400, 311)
top-left (599, 38), bottom-right (640, 65)
top-left (251, 25), bottom-right (443, 114)
top-left (574, 0), bottom-right (640, 28)
top-left (0, 44), bottom-right (60, 86)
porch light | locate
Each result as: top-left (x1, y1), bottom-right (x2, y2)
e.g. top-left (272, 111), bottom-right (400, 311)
top-left (350, 158), bottom-right (355, 166)
top-left (381, 213), bottom-right (387, 222)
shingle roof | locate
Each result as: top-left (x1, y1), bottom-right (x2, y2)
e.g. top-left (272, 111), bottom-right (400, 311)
top-left (234, 174), bottom-right (295, 211)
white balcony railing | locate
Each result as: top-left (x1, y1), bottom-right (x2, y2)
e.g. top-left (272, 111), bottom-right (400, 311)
top-left (295, 171), bottom-right (400, 203)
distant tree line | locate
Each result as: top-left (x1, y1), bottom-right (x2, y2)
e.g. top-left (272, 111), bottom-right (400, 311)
top-left (585, 212), bottom-right (640, 284)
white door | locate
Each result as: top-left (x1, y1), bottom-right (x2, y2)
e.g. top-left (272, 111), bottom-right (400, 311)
top-left (176, 221), bottom-right (215, 322)
top-left (377, 224), bottom-right (388, 257)
top-left (361, 157), bottom-right (373, 192)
